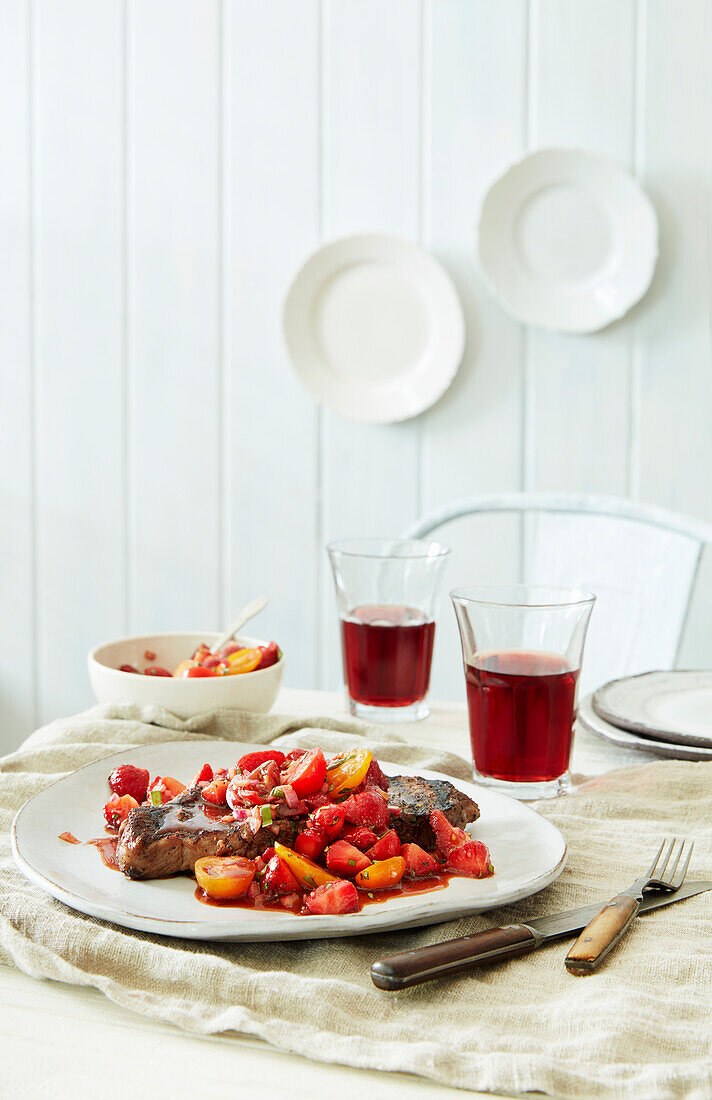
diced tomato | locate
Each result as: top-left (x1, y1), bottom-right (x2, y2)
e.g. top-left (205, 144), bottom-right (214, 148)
top-left (295, 824), bottom-right (328, 862)
top-left (325, 840), bottom-right (371, 878)
top-left (261, 854), bottom-right (301, 897)
top-left (342, 789), bottom-right (389, 831)
top-left (282, 748), bottom-right (327, 798)
top-left (144, 666), bottom-right (172, 677)
top-left (364, 758), bottom-right (389, 791)
top-left (119, 664), bottom-right (140, 674)
top-left (143, 649), bottom-right (156, 661)
top-left (202, 656), bottom-right (222, 669)
top-left (341, 826), bottom-right (378, 851)
top-left (305, 879), bottom-right (360, 916)
top-left (309, 803), bottom-right (345, 841)
top-left (366, 829), bottom-right (401, 861)
top-left (108, 764), bottom-right (150, 803)
top-left (103, 793), bottom-right (139, 828)
top-left (236, 749), bottom-right (286, 773)
top-left (194, 856), bottom-right (255, 899)
top-left (445, 840), bottom-right (494, 878)
top-left (401, 843), bottom-right (441, 877)
top-left (147, 776), bottom-right (187, 804)
top-left (256, 641), bottom-right (281, 670)
top-left (201, 778), bottom-right (229, 805)
top-left (190, 763), bottom-right (213, 787)
top-left (186, 665), bottom-right (217, 677)
top-left (354, 856), bottom-right (406, 891)
top-left (224, 648), bottom-right (262, 675)
top-left (429, 809), bottom-right (469, 857)
top-left (217, 641), bottom-right (244, 658)
top-left (284, 749), bottom-right (306, 762)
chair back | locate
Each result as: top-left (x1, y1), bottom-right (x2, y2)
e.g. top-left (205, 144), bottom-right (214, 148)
top-left (402, 493), bottom-right (708, 701)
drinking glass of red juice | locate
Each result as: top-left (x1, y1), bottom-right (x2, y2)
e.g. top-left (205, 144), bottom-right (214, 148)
top-left (328, 539), bottom-right (450, 722)
top-left (451, 585), bottom-right (595, 799)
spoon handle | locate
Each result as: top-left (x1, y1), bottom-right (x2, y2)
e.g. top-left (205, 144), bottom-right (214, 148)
top-left (211, 595), bottom-right (269, 654)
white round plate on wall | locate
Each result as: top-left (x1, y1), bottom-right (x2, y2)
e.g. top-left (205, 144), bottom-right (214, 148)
top-left (282, 234), bottom-right (465, 423)
top-left (477, 148), bottom-right (658, 333)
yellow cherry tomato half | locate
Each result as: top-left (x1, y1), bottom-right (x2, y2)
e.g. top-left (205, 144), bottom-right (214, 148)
top-left (273, 841), bottom-right (340, 891)
top-left (325, 748), bottom-right (373, 798)
top-left (194, 856), bottom-right (256, 899)
top-left (354, 856), bottom-right (406, 891)
top-left (223, 647), bottom-right (262, 675)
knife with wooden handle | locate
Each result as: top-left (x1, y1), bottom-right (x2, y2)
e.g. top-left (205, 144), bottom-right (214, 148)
top-left (564, 893), bottom-right (640, 975)
top-left (370, 880), bottom-right (712, 990)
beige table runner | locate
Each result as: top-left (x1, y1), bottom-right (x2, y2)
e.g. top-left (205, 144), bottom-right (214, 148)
top-left (1, 703), bottom-right (711, 1099)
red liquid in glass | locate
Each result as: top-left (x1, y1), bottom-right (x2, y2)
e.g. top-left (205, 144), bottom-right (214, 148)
top-left (340, 605), bottom-right (435, 708)
top-left (465, 650), bottom-right (579, 783)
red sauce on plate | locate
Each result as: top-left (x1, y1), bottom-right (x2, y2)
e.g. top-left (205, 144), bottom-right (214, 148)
top-left (194, 872), bottom-right (452, 914)
top-left (87, 836), bottom-right (120, 871)
top-left (58, 831), bottom-right (81, 845)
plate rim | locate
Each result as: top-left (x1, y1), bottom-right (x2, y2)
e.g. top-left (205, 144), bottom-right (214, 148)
top-left (12, 740), bottom-right (567, 942)
top-left (592, 669), bottom-right (712, 747)
top-left (476, 145), bottom-right (659, 333)
top-left (578, 692), bottom-right (712, 760)
top-left (281, 231), bottom-right (465, 424)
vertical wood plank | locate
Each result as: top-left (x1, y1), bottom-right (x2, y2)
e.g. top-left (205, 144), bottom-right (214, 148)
top-left (525, 0), bottom-right (636, 497)
top-left (0, 0), bottom-right (34, 746)
top-left (227, 1), bottom-right (321, 688)
top-left (422, 0), bottom-right (527, 702)
top-left (34, 0), bottom-right (124, 722)
top-left (130, 0), bottom-right (221, 632)
top-left (319, 0), bottom-right (423, 689)
top-left (638, 0), bottom-right (712, 667)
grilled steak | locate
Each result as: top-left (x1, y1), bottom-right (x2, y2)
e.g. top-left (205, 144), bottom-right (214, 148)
top-left (116, 787), bottom-right (300, 880)
top-left (387, 776), bottom-right (479, 849)
top-left (116, 775), bottom-right (479, 880)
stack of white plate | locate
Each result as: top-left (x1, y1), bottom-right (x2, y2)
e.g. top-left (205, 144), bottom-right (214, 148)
top-left (578, 671), bottom-right (712, 761)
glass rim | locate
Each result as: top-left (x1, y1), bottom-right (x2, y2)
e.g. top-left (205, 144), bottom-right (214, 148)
top-left (327, 537), bottom-right (451, 561)
top-left (450, 583), bottom-right (596, 609)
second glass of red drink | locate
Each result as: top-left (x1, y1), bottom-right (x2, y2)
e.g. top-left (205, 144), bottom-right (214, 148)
top-left (451, 585), bottom-right (595, 799)
top-left (328, 539), bottom-right (450, 722)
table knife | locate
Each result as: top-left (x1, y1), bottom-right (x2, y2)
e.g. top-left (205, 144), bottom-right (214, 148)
top-left (370, 880), bottom-right (712, 990)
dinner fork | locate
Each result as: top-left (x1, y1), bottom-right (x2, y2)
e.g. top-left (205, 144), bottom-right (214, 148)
top-left (565, 837), bottom-right (694, 975)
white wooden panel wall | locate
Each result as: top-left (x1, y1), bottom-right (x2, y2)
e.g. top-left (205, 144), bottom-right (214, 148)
top-left (1, 0), bottom-right (711, 751)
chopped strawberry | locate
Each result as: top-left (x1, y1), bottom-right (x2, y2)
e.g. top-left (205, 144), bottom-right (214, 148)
top-left (144, 666), bottom-right (172, 677)
top-left (190, 763), bottom-right (213, 787)
top-left (119, 664), bottom-right (140, 674)
top-left (430, 809), bottom-right (469, 857)
top-left (282, 748), bottom-right (327, 798)
top-left (341, 826), bottom-right (378, 851)
top-left (262, 854), bottom-right (300, 897)
top-left (256, 641), bottom-right (281, 670)
top-left (103, 793), bottom-right (139, 828)
top-left (295, 825), bottom-right (328, 862)
top-left (147, 776), bottom-right (186, 805)
top-left (186, 665), bottom-right (217, 677)
top-left (201, 778), bottom-right (229, 805)
top-left (342, 789), bottom-right (389, 831)
top-left (401, 843), bottom-right (441, 877)
top-left (236, 749), bottom-right (286, 773)
top-left (143, 649), bottom-right (156, 661)
top-left (445, 840), bottom-right (494, 878)
top-left (305, 880), bottom-right (360, 916)
top-left (108, 764), bottom-right (150, 803)
top-left (325, 840), bottom-right (371, 878)
top-left (309, 803), bottom-right (345, 841)
top-left (366, 829), bottom-right (401, 861)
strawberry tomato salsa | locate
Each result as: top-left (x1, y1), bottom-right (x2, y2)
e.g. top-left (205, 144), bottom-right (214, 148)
top-left (101, 748), bottom-right (494, 916)
top-left (117, 640), bottom-right (281, 679)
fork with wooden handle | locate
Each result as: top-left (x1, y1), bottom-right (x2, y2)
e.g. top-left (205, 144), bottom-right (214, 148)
top-left (565, 837), bottom-right (694, 975)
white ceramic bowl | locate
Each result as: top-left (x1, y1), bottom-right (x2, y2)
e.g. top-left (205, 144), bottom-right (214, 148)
top-left (88, 632), bottom-right (284, 719)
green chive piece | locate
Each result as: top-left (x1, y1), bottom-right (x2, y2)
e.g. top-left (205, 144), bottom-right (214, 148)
top-left (347, 858), bottom-right (356, 867)
top-left (150, 790), bottom-right (162, 806)
top-left (260, 805), bottom-right (273, 826)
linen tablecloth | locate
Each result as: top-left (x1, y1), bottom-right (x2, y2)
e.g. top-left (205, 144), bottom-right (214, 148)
top-left (1, 703), bottom-right (710, 1099)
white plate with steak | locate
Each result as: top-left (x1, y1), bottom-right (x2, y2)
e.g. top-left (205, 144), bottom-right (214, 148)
top-left (12, 741), bottom-right (566, 941)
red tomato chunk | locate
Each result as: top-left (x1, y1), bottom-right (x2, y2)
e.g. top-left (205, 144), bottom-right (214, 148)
top-left (366, 829), bottom-right (401, 861)
top-left (295, 825), bottom-right (328, 862)
top-left (325, 840), bottom-right (371, 878)
top-left (103, 793), bottom-right (139, 828)
top-left (283, 748), bottom-right (327, 798)
top-left (401, 843), bottom-right (441, 877)
top-left (305, 880), bottom-right (360, 916)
